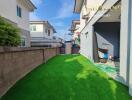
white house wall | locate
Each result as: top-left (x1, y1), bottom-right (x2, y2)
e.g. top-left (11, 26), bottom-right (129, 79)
top-left (0, 0), bottom-right (30, 31)
top-left (75, 24), bottom-right (80, 33)
top-left (36, 24), bottom-right (44, 32)
top-left (80, 0), bottom-right (131, 85)
top-left (30, 23), bottom-right (54, 39)
top-left (86, 0), bottom-right (105, 21)
top-left (30, 24), bottom-right (44, 37)
top-left (80, 25), bottom-right (93, 60)
top-left (87, 0), bottom-right (119, 26)
top-left (79, 0), bottom-right (132, 96)
top-left (80, 0), bottom-right (105, 31)
top-left (80, 0), bottom-right (119, 61)
top-left (16, 0), bottom-right (32, 47)
top-left (0, 0), bottom-right (17, 23)
top-left (80, 9), bottom-right (87, 31)
top-left (0, 0), bottom-right (33, 47)
top-left (129, 0), bottom-right (132, 96)
top-left (16, 0), bottom-right (30, 31)
top-left (120, 0), bottom-right (131, 85)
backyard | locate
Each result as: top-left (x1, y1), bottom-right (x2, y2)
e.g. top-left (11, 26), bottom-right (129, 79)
top-left (1, 55), bottom-right (132, 100)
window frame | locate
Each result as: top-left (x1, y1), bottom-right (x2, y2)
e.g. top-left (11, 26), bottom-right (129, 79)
top-left (30, 25), bottom-right (37, 32)
top-left (48, 30), bottom-right (50, 36)
top-left (17, 5), bottom-right (22, 18)
top-left (20, 37), bottom-right (26, 47)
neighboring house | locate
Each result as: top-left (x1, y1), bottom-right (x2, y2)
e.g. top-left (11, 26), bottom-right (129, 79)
top-left (53, 36), bottom-right (65, 44)
top-left (30, 21), bottom-right (62, 47)
top-left (74, 0), bottom-right (132, 96)
top-left (0, 0), bottom-right (36, 47)
top-left (70, 20), bottom-right (80, 45)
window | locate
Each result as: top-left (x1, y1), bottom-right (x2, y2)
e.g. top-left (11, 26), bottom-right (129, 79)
top-left (32, 26), bottom-right (36, 31)
top-left (48, 30), bottom-right (50, 36)
top-left (17, 5), bottom-right (22, 17)
top-left (45, 29), bottom-right (48, 33)
top-left (20, 38), bottom-right (26, 47)
top-left (30, 26), bottom-right (36, 32)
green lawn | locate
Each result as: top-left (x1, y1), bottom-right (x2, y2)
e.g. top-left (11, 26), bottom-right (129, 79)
top-left (1, 55), bottom-right (132, 100)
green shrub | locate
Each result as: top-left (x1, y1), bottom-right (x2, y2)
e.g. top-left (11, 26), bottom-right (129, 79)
top-left (0, 16), bottom-right (21, 46)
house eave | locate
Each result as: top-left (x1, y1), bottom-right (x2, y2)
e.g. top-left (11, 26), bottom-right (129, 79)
top-left (24, 0), bottom-right (36, 12)
top-left (30, 21), bottom-right (57, 33)
top-left (46, 21), bottom-right (57, 33)
top-left (74, 0), bottom-right (84, 13)
top-left (72, 20), bottom-right (80, 25)
top-left (70, 20), bottom-right (80, 33)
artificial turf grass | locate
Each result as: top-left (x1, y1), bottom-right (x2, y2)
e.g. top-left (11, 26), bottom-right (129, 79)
top-left (1, 55), bottom-right (132, 100)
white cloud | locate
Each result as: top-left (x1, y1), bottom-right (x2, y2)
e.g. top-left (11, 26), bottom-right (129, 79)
top-left (50, 21), bottom-right (65, 27)
top-left (55, 1), bottom-right (74, 19)
top-left (54, 22), bottom-right (64, 27)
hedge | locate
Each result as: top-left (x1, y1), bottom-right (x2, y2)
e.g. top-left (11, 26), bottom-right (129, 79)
top-left (0, 16), bottom-right (21, 46)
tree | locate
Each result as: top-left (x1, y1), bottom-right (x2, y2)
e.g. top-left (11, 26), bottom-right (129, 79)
top-left (0, 16), bottom-right (21, 46)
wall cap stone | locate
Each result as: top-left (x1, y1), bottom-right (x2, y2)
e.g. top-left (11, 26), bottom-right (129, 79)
top-left (0, 47), bottom-right (59, 53)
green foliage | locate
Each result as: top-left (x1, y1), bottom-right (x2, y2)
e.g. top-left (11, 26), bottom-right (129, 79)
top-left (77, 36), bottom-right (80, 43)
top-left (0, 16), bottom-right (21, 46)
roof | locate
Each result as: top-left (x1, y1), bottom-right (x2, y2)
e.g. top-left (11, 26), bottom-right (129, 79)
top-left (74, 0), bottom-right (84, 13)
top-left (30, 21), bottom-right (49, 24)
top-left (30, 21), bottom-right (57, 33)
top-left (69, 20), bottom-right (80, 32)
top-left (22, 0), bottom-right (36, 12)
top-left (72, 20), bottom-right (80, 25)
top-left (65, 41), bottom-right (72, 43)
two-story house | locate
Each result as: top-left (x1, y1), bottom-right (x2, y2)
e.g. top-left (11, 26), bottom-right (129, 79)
top-left (74, 0), bottom-right (132, 96)
top-left (30, 21), bottom-right (62, 47)
top-left (0, 0), bottom-right (36, 47)
top-left (70, 20), bottom-right (80, 45)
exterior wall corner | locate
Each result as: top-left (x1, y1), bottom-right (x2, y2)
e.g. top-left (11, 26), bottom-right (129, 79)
top-left (129, 0), bottom-right (132, 96)
top-left (119, 0), bottom-right (130, 85)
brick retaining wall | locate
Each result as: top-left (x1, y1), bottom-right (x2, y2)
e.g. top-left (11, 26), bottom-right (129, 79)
top-left (0, 47), bottom-right (59, 97)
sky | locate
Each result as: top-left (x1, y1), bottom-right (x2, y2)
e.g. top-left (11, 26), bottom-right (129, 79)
top-left (30, 0), bottom-right (80, 40)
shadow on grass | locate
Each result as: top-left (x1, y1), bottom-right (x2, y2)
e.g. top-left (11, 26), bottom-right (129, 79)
top-left (1, 55), bottom-right (132, 100)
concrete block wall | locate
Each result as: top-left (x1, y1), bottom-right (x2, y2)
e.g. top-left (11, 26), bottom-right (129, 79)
top-left (0, 47), bottom-right (59, 97)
